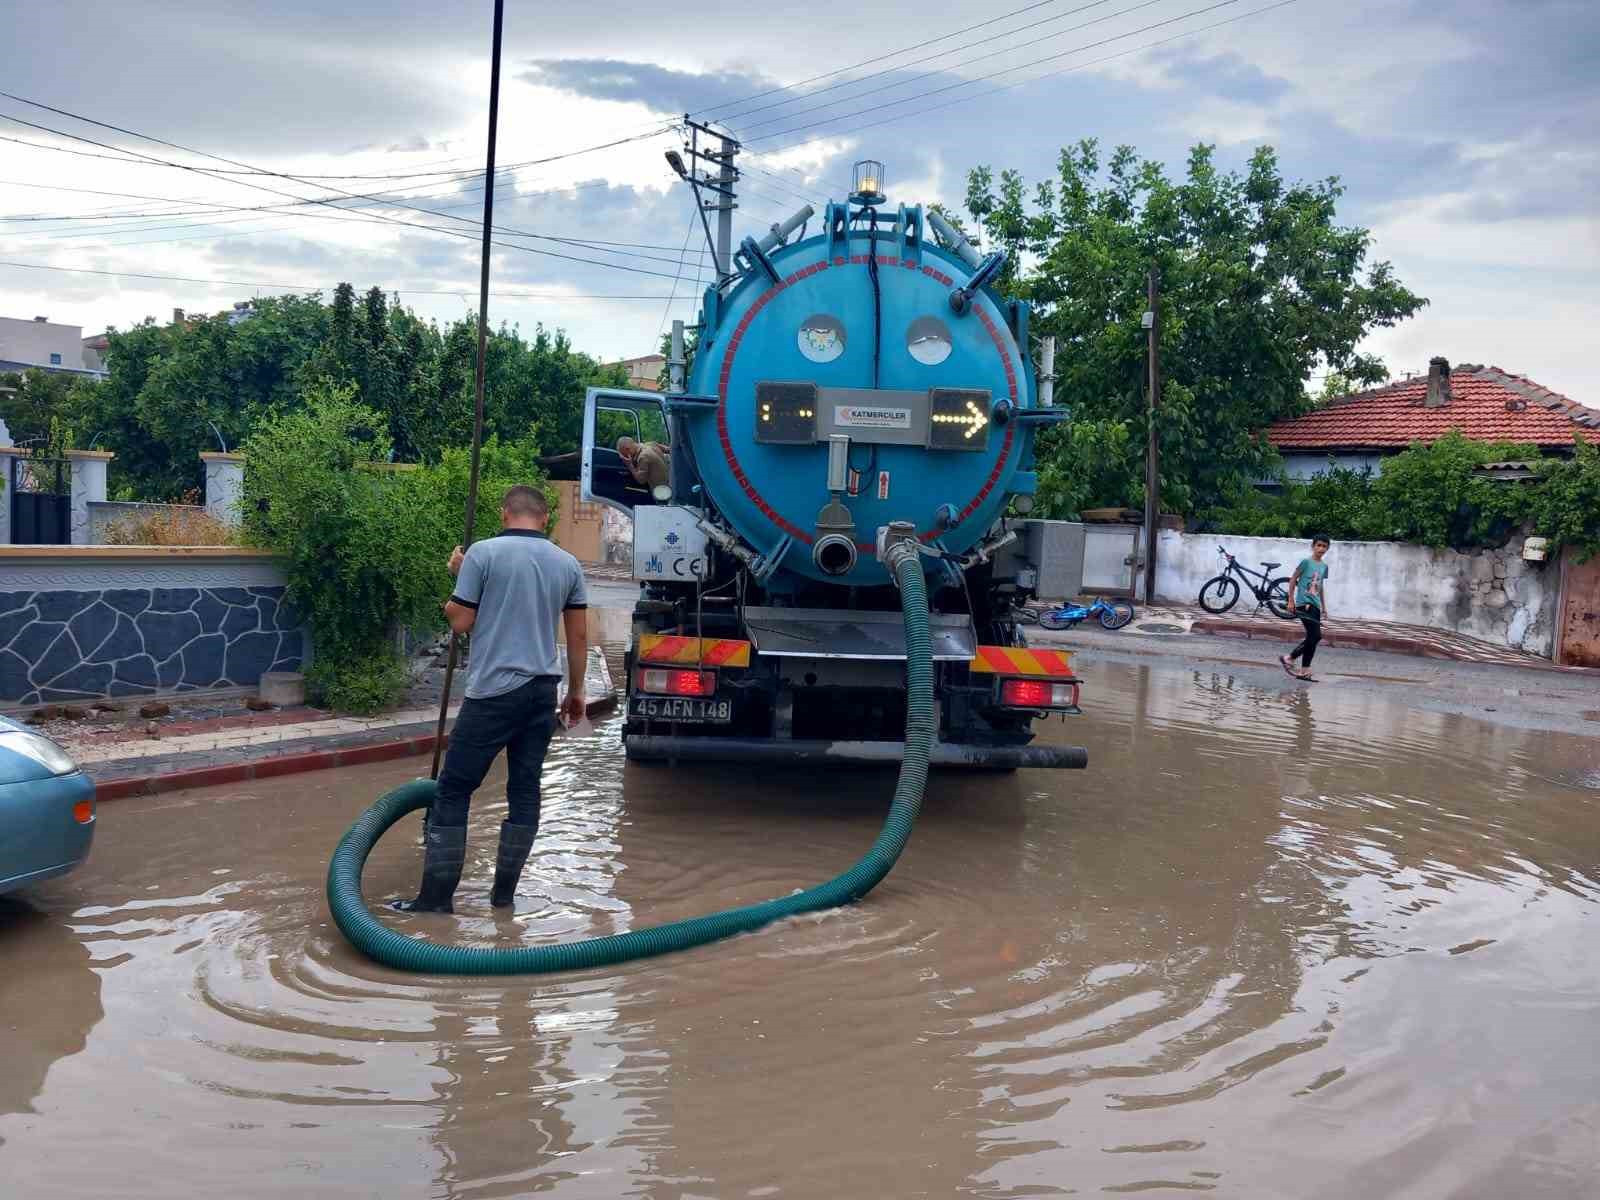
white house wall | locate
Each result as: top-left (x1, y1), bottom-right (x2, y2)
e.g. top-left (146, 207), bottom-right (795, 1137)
top-left (1154, 530), bottom-right (1559, 657)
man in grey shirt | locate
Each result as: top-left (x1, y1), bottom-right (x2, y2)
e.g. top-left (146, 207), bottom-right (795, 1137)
top-left (392, 484), bottom-right (589, 914)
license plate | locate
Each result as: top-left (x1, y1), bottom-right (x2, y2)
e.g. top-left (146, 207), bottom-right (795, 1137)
top-left (631, 696), bottom-right (733, 723)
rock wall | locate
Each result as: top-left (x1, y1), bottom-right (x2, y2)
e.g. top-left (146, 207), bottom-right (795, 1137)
top-left (0, 585), bottom-right (305, 706)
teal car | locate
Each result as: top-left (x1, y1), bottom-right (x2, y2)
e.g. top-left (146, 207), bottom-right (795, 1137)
top-left (0, 716), bottom-right (95, 894)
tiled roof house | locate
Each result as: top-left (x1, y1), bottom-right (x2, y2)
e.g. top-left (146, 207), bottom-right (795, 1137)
top-left (1266, 357), bottom-right (1598, 479)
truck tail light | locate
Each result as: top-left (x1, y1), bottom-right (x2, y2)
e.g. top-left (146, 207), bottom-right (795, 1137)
top-left (998, 678), bottom-right (1080, 711)
top-left (638, 668), bottom-right (716, 697)
top-left (73, 799), bottom-right (95, 824)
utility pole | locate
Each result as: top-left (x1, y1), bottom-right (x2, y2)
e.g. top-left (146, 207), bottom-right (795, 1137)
top-left (432, 0), bottom-right (504, 780)
top-left (1142, 267), bottom-right (1161, 606)
top-left (682, 117), bottom-right (740, 281)
top-left (713, 132), bottom-right (736, 281)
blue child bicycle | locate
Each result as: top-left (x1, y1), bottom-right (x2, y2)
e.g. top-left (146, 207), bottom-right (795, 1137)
top-left (1030, 596), bottom-right (1137, 631)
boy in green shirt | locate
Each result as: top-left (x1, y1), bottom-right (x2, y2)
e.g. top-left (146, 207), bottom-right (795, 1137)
top-left (1281, 536), bottom-right (1331, 680)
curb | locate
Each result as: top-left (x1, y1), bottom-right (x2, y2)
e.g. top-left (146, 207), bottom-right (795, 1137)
top-left (89, 693), bottom-right (621, 801)
top-left (1188, 617), bottom-right (1545, 666)
top-left (93, 733), bottom-right (441, 801)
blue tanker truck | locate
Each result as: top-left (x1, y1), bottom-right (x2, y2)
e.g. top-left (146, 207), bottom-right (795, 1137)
top-left (579, 169), bottom-right (1089, 771)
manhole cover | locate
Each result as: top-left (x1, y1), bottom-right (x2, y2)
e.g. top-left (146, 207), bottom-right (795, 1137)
top-left (1134, 622), bottom-right (1186, 635)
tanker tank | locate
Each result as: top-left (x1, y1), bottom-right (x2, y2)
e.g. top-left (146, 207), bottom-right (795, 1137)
top-left (681, 196), bottom-right (1041, 590)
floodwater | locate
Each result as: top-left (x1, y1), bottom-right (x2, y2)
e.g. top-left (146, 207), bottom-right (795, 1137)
top-left (3, 654), bottom-right (1599, 1198)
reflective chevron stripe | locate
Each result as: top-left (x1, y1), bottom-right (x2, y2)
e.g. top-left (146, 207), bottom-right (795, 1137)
top-left (638, 635), bottom-right (752, 667)
top-left (969, 646), bottom-right (1077, 676)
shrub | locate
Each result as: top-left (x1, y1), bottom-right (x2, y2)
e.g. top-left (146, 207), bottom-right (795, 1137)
top-left (1206, 433), bottom-right (1557, 551)
top-left (103, 505), bottom-right (238, 546)
top-left (307, 653), bottom-right (411, 716)
top-left (1528, 439), bottom-right (1600, 561)
top-left (241, 381), bottom-right (551, 714)
top-left (1363, 432), bottom-right (1536, 548)
top-left (1204, 465), bottom-right (1378, 541)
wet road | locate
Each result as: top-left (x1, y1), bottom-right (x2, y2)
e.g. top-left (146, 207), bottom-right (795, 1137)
top-left (3, 656), bottom-right (1598, 1198)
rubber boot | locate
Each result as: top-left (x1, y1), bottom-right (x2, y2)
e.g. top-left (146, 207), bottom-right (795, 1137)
top-left (489, 821), bottom-right (538, 908)
top-left (389, 822), bottom-right (466, 914)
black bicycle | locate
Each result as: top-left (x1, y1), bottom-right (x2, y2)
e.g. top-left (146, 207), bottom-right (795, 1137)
top-left (1199, 545), bottom-right (1294, 618)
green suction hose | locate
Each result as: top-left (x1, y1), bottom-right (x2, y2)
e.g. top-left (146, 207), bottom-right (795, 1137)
top-left (326, 548), bottom-right (935, 975)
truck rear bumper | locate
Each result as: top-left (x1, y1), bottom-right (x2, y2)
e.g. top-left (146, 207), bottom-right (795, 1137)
top-left (624, 735), bottom-right (1088, 770)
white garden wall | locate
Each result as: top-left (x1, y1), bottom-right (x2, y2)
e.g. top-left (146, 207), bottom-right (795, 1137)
top-left (1152, 529), bottom-right (1560, 657)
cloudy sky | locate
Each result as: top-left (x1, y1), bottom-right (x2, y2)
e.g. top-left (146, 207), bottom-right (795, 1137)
top-left (2, 0), bottom-right (1596, 399)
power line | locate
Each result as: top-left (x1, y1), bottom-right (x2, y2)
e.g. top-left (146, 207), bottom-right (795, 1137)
top-left (0, 102), bottom-right (693, 281)
top-left (754, 0), bottom-right (1302, 157)
top-left (0, 95), bottom-right (682, 260)
top-left (8, 177), bottom-right (711, 271)
top-left (0, 120), bottom-right (672, 182)
top-left (0, 172), bottom-right (714, 272)
top-left (0, 257), bottom-right (681, 300)
top-left (735, 160), bottom-right (829, 204)
top-left (697, 0), bottom-right (1074, 120)
top-left (17, 191), bottom-right (715, 271)
top-left (730, 0), bottom-right (1137, 129)
top-left (655, 208), bottom-right (701, 346)
top-left (745, 0), bottom-right (1249, 144)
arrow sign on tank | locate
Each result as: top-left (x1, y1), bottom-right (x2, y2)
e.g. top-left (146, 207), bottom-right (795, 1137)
top-left (932, 398), bottom-right (987, 440)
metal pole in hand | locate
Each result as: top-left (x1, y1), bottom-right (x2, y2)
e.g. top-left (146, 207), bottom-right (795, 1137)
top-left (432, 0), bottom-right (504, 779)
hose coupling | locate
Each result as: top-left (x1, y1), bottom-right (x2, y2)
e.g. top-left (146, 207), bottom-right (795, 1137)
top-left (876, 521), bottom-right (921, 574)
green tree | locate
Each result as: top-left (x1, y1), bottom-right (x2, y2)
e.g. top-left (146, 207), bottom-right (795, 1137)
top-left (80, 297), bottom-right (330, 499)
top-left (959, 141), bottom-right (1426, 515)
top-left (74, 318), bottom-right (182, 496)
top-left (79, 284), bottom-right (619, 500)
top-left (0, 368), bottom-right (94, 458)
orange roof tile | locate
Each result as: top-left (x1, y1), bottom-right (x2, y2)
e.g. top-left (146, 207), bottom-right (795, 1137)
top-left (1267, 365), bottom-right (1599, 451)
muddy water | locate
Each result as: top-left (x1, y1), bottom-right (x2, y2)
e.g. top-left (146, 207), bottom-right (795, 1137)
top-left (3, 659), bottom-right (1598, 1198)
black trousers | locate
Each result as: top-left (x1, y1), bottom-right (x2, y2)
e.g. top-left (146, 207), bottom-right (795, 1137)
top-left (1289, 604), bottom-right (1322, 668)
top-left (432, 676), bottom-right (560, 828)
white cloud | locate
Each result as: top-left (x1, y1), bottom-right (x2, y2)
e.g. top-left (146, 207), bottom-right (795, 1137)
top-left (0, 0), bottom-right (1595, 396)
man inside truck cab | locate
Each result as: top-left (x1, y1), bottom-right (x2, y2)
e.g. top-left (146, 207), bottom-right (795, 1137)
top-left (616, 436), bottom-right (669, 492)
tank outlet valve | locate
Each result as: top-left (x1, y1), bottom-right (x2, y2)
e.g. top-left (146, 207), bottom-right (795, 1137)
top-left (933, 503), bottom-right (958, 532)
top-left (815, 489), bottom-right (858, 576)
top-left (813, 532), bottom-right (858, 576)
top-left (876, 520), bottom-right (921, 573)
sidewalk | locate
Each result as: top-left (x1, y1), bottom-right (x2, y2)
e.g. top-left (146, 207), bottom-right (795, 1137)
top-left (1100, 603), bottom-right (1566, 670)
top-left (76, 649), bottom-right (618, 801)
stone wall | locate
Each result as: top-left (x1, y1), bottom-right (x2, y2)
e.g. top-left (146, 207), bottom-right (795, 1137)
top-left (0, 548), bottom-right (307, 706)
top-left (1154, 529), bottom-right (1560, 657)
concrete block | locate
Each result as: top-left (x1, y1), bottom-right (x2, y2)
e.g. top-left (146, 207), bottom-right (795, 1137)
top-left (260, 671), bottom-right (306, 706)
